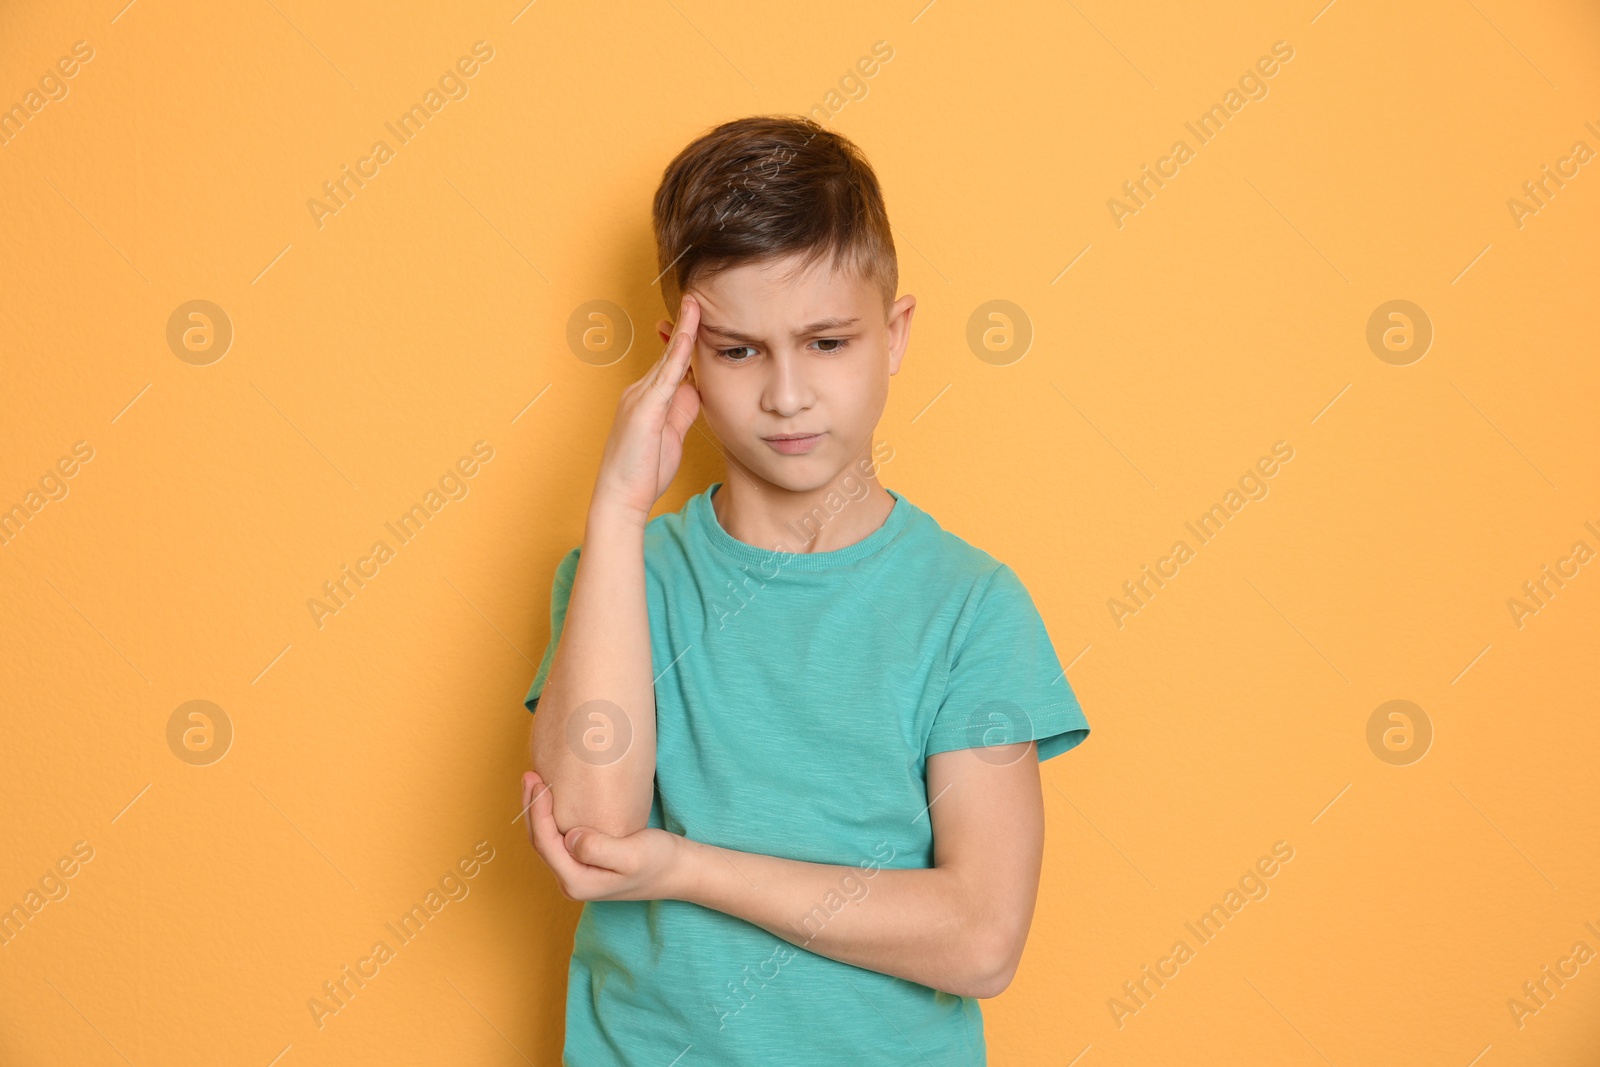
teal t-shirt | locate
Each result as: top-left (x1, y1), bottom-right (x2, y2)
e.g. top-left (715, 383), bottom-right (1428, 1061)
top-left (524, 481), bottom-right (1090, 1066)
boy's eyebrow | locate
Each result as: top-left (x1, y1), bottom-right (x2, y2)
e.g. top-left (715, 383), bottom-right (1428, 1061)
top-left (698, 316), bottom-right (861, 343)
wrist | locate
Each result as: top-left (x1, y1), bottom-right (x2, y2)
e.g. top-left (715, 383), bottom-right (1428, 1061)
top-left (586, 496), bottom-right (650, 538)
top-left (666, 834), bottom-right (710, 904)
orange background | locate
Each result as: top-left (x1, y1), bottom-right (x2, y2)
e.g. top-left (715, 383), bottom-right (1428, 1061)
top-left (3, 1), bottom-right (1598, 1064)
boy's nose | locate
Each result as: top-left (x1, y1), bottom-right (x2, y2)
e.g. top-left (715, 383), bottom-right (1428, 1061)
top-left (762, 350), bottom-right (815, 415)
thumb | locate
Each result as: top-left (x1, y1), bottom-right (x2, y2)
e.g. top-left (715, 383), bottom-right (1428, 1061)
top-left (565, 826), bottom-right (623, 869)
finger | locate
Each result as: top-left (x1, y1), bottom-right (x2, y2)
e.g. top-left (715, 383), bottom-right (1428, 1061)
top-left (527, 773), bottom-right (560, 853)
top-left (663, 376), bottom-right (701, 441)
top-left (526, 777), bottom-right (617, 878)
top-left (526, 774), bottom-right (552, 858)
top-left (664, 295), bottom-right (701, 384)
top-left (639, 328), bottom-right (685, 396)
top-left (638, 303), bottom-right (687, 391)
top-left (565, 826), bottom-right (628, 872)
top-left (648, 296), bottom-right (700, 399)
top-left (636, 330), bottom-right (677, 391)
top-left (520, 772), bottom-right (538, 848)
top-left (630, 325), bottom-right (680, 400)
top-left (520, 775), bottom-right (532, 845)
top-left (527, 773), bottom-right (579, 876)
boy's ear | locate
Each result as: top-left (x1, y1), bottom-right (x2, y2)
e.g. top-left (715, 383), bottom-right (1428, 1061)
top-left (656, 318), bottom-right (673, 345)
top-left (886, 293), bottom-right (916, 376)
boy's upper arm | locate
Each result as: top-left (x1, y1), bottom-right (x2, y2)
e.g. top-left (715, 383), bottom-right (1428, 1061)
top-left (925, 742), bottom-right (1045, 986)
top-left (524, 546), bottom-right (581, 714)
top-left (924, 564), bottom-right (1090, 763)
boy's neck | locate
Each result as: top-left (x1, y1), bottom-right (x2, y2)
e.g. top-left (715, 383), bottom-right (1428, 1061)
top-left (710, 464), bottom-right (895, 556)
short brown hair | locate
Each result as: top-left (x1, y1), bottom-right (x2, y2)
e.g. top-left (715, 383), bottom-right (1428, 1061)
top-left (651, 115), bottom-right (897, 317)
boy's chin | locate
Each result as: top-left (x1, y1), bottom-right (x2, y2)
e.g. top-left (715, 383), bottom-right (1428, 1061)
top-left (738, 455), bottom-right (843, 495)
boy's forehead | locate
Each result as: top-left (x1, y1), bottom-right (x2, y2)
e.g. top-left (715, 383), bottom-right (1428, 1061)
top-left (691, 254), bottom-right (874, 335)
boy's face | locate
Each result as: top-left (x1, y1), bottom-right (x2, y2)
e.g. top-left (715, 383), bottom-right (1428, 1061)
top-left (656, 251), bottom-right (915, 494)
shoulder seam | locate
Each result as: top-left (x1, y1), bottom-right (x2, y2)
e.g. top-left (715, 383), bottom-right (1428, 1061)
top-left (948, 563), bottom-right (1007, 667)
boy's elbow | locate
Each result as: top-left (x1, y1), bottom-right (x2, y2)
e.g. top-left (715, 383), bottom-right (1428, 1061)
top-left (535, 765), bottom-right (650, 838)
top-left (938, 876), bottom-right (1029, 998)
top-left (554, 790), bottom-right (650, 839)
top-left (529, 742), bottom-right (651, 838)
top-left (946, 962), bottom-right (1010, 1000)
top-left (586, 809), bottom-right (650, 839)
top-left (964, 956), bottom-right (1017, 1000)
top-left (964, 923), bottom-right (1025, 999)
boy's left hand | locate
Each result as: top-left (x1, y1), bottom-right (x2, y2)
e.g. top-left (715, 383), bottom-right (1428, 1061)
top-left (520, 771), bottom-right (690, 902)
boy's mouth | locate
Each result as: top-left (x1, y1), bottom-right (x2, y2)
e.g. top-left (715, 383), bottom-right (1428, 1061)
top-left (762, 432), bottom-right (826, 454)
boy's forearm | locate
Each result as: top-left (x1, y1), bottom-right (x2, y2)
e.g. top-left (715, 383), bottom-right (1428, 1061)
top-left (674, 837), bottom-right (1005, 999)
top-left (529, 504), bottom-right (658, 838)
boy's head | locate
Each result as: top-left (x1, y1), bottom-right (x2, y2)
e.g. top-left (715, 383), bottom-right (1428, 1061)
top-left (651, 115), bottom-right (915, 495)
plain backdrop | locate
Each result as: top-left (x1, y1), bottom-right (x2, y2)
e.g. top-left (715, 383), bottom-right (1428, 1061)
top-left (1, 1), bottom-right (1598, 1064)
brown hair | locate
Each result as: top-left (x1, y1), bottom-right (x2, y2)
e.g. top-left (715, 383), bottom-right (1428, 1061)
top-left (651, 115), bottom-right (898, 317)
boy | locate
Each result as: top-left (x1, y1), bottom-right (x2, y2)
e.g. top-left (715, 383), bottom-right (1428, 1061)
top-left (521, 115), bottom-right (1090, 1066)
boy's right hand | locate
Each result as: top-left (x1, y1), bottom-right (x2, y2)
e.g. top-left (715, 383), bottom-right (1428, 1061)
top-left (590, 292), bottom-right (703, 527)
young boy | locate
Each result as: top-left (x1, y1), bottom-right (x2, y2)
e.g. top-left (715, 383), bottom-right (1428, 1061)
top-left (521, 115), bottom-right (1090, 1066)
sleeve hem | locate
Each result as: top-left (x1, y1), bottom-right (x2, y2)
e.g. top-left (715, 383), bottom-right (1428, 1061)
top-left (924, 700), bottom-right (1089, 759)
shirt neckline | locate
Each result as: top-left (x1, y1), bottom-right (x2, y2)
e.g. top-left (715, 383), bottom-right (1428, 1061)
top-left (690, 481), bottom-right (911, 572)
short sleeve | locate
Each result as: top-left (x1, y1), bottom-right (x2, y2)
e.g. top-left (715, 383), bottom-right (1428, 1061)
top-left (524, 546), bottom-right (581, 714)
top-left (925, 564), bottom-right (1091, 763)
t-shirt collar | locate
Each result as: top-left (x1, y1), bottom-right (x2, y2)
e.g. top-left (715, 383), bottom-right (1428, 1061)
top-left (691, 481), bottom-right (910, 572)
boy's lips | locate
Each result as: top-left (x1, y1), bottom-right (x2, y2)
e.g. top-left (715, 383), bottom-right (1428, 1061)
top-left (762, 432), bottom-right (825, 454)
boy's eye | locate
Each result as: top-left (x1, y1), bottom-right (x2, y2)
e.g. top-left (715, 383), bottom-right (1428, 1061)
top-left (716, 338), bottom-right (851, 362)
